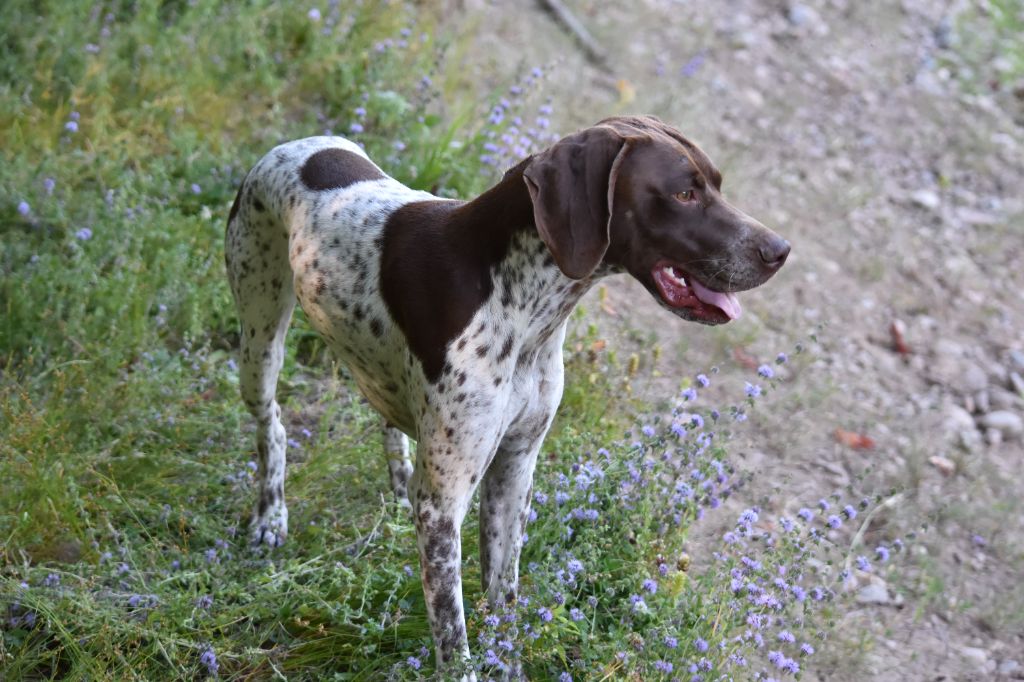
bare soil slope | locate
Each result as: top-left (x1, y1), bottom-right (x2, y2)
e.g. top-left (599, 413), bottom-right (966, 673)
top-left (446, 0), bottom-right (1024, 678)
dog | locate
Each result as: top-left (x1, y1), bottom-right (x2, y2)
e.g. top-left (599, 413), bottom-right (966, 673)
top-left (225, 115), bottom-right (789, 674)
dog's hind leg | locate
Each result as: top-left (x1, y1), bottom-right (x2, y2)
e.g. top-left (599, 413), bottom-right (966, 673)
top-left (383, 422), bottom-right (413, 506)
top-left (225, 175), bottom-right (296, 547)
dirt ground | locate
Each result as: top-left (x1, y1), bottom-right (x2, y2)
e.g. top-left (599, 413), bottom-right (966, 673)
top-left (441, 0), bottom-right (1024, 679)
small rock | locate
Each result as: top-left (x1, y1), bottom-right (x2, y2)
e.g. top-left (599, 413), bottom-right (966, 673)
top-left (980, 410), bottom-right (1024, 439)
top-left (998, 659), bottom-right (1020, 676)
top-left (857, 581), bottom-right (891, 605)
top-left (787, 3), bottom-right (814, 26)
top-left (944, 403), bottom-right (975, 432)
top-left (1010, 371), bottom-right (1024, 396)
top-left (974, 390), bottom-right (990, 414)
top-left (955, 207), bottom-right (1000, 226)
top-left (910, 189), bottom-right (941, 211)
top-left (991, 387), bottom-right (1024, 410)
top-left (986, 428), bottom-right (1003, 446)
top-left (928, 455), bottom-right (955, 476)
top-left (962, 363), bottom-right (989, 393)
top-left (960, 646), bottom-right (989, 671)
top-left (1009, 349), bottom-right (1024, 372)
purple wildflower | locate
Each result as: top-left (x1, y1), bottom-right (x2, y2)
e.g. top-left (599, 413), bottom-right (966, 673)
top-left (653, 660), bottom-right (673, 673)
top-left (349, 122), bottom-right (364, 133)
top-left (42, 573), bottom-right (60, 587)
top-left (199, 647), bottom-right (218, 675)
top-left (777, 630), bottom-right (795, 643)
top-left (875, 545), bottom-right (890, 562)
top-left (569, 607), bottom-right (584, 621)
top-left (65, 120), bottom-right (79, 132)
top-left (664, 635), bottom-right (678, 648)
top-left (75, 227), bottom-right (93, 241)
top-left (537, 607), bottom-right (553, 622)
top-left (190, 183), bottom-right (201, 194)
top-left (17, 201), bottom-right (30, 216)
top-left (196, 594), bottom-right (213, 609)
top-left (694, 637), bottom-right (709, 652)
top-left (44, 178), bottom-right (55, 194)
top-left (696, 373), bottom-right (710, 387)
top-left (745, 382), bottom-right (761, 397)
top-left (738, 508), bottom-right (759, 526)
top-left (826, 515), bottom-right (842, 529)
top-left (776, 352), bottom-right (788, 364)
top-left (682, 387), bottom-right (698, 401)
top-left (843, 504), bottom-right (857, 520)
top-left (800, 642), bottom-right (815, 656)
top-left (407, 656), bottom-right (421, 669)
top-left (307, 7), bottom-right (321, 21)
top-left (856, 555), bottom-right (871, 572)
top-left (757, 364), bottom-right (774, 378)
top-left (641, 424), bottom-right (656, 438)
top-left (642, 578), bottom-right (658, 594)
top-left (680, 51), bottom-right (706, 77)
top-left (797, 507), bottom-right (814, 522)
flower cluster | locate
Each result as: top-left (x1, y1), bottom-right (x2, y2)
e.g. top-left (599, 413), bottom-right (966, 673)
top-left (478, 67), bottom-right (559, 174)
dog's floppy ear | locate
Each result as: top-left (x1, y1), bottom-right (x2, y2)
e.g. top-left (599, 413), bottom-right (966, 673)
top-left (523, 126), bottom-right (636, 280)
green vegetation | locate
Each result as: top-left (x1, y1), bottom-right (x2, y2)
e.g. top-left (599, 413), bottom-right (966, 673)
top-left (1, 2), bottom-right (905, 679)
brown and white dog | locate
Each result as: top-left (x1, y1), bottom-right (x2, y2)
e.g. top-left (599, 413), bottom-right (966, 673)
top-left (225, 115), bottom-right (788, 674)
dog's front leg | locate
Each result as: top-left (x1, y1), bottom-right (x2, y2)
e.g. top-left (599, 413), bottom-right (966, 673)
top-left (408, 430), bottom-right (493, 680)
top-left (478, 437), bottom-right (544, 609)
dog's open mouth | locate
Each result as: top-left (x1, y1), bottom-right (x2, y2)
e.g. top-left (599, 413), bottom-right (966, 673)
top-left (652, 264), bottom-right (742, 323)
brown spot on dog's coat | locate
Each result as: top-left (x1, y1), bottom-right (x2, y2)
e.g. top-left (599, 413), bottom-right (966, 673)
top-left (299, 148), bottom-right (386, 191)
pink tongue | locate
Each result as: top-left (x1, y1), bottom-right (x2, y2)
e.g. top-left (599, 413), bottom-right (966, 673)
top-left (690, 278), bottom-right (742, 320)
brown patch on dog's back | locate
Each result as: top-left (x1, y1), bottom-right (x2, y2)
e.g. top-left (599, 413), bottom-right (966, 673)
top-left (299, 148), bottom-right (386, 191)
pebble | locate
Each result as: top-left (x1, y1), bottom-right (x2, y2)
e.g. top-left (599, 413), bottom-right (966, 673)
top-left (928, 455), bottom-right (955, 476)
top-left (786, 3), bottom-right (813, 26)
top-left (980, 410), bottom-right (1024, 439)
top-left (856, 580), bottom-right (891, 605)
top-left (991, 386), bottom-right (1024, 410)
top-left (960, 646), bottom-right (991, 672)
top-left (910, 189), bottom-right (941, 210)
top-left (1010, 371), bottom-right (1024, 396)
top-left (998, 659), bottom-right (1020, 676)
top-left (1009, 349), bottom-right (1024, 372)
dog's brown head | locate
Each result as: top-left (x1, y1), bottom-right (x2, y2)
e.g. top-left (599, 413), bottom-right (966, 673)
top-left (523, 115), bottom-right (789, 324)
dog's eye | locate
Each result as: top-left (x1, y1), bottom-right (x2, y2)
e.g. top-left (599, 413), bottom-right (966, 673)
top-left (674, 190), bottom-right (695, 203)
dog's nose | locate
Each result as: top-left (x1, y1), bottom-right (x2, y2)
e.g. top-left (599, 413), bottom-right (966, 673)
top-left (758, 237), bottom-right (790, 270)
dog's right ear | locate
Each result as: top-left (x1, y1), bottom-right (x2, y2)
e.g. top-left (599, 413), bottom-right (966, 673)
top-left (523, 127), bottom-right (637, 280)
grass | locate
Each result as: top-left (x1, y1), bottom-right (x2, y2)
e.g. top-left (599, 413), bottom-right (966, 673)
top-left (0, 2), bottom-right (916, 680)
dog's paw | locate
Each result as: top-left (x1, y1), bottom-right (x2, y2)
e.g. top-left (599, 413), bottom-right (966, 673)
top-left (249, 505), bottom-right (288, 548)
